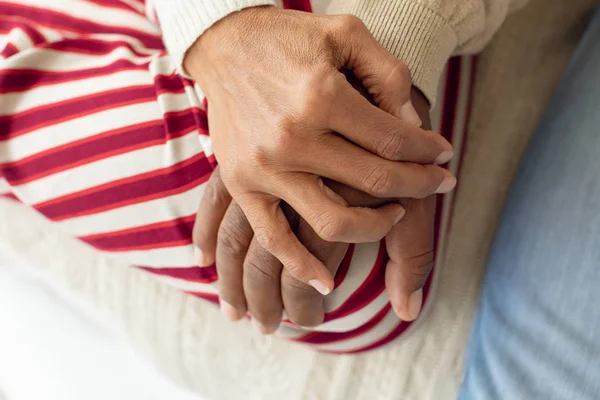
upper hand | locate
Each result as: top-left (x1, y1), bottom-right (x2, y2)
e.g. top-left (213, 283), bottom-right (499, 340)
top-left (184, 6), bottom-right (455, 294)
top-left (193, 87), bottom-right (444, 331)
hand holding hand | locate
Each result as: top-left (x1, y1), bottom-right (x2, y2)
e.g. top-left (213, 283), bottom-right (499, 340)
top-left (184, 6), bottom-right (455, 294)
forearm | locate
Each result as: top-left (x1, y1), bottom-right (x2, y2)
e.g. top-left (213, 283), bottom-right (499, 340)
top-left (326, 0), bottom-right (530, 104)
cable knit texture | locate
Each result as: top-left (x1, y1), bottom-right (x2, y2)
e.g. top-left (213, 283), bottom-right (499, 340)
top-left (1, 0), bottom-right (598, 399)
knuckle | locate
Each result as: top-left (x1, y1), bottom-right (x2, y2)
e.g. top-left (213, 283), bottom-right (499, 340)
top-left (204, 173), bottom-right (227, 204)
top-left (253, 225), bottom-right (278, 252)
top-left (245, 258), bottom-right (279, 283)
top-left (297, 70), bottom-right (339, 120)
top-left (388, 62), bottom-right (411, 86)
top-left (217, 224), bottom-right (249, 256)
top-left (312, 212), bottom-right (346, 242)
top-left (271, 124), bottom-right (296, 155)
top-left (362, 165), bottom-right (394, 196)
top-left (376, 128), bottom-right (406, 160)
top-left (246, 146), bottom-right (271, 170)
top-left (337, 14), bottom-right (365, 34)
top-left (403, 250), bottom-right (434, 283)
top-left (192, 225), bottom-right (210, 248)
top-left (285, 279), bottom-right (321, 303)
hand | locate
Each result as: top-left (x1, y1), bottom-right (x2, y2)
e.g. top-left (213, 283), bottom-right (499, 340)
top-left (184, 6), bottom-right (455, 294)
top-left (193, 90), bottom-right (445, 332)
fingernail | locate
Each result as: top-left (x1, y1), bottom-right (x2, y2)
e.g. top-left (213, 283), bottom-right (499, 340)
top-left (435, 150), bottom-right (454, 165)
top-left (220, 300), bottom-right (241, 321)
top-left (309, 279), bottom-right (331, 295)
top-left (399, 101), bottom-right (422, 127)
top-left (408, 289), bottom-right (423, 320)
top-left (194, 246), bottom-right (214, 267)
top-left (394, 207), bottom-right (406, 225)
top-left (435, 176), bottom-right (457, 194)
top-left (251, 318), bottom-right (269, 335)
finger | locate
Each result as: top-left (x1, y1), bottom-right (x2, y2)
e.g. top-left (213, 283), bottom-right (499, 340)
top-left (193, 166), bottom-right (232, 266)
top-left (282, 220), bottom-right (348, 327)
top-left (216, 201), bottom-right (253, 320)
top-left (326, 78), bottom-right (453, 164)
top-left (236, 193), bottom-right (334, 295)
top-left (292, 133), bottom-right (456, 199)
top-left (385, 196), bottom-right (436, 322)
top-left (330, 15), bottom-right (424, 126)
top-left (273, 174), bottom-right (406, 243)
top-left (243, 238), bottom-right (284, 334)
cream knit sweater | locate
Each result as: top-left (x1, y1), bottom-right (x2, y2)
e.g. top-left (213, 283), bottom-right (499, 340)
top-left (1, 0), bottom-right (598, 399)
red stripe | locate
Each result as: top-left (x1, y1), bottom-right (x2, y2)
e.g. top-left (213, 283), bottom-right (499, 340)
top-left (187, 292), bottom-right (220, 305)
top-left (284, 0), bottom-right (312, 12)
top-left (444, 57), bottom-right (477, 239)
top-left (2, 109), bottom-right (204, 185)
top-left (0, 85), bottom-right (156, 140)
top-left (35, 153), bottom-right (213, 221)
top-left (41, 37), bottom-right (156, 58)
top-left (0, 192), bottom-right (18, 201)
top-left (294, 303), bottom-right (391, 345)
top-left (0, 60), bottom-right (149, 93)
top-left (1, 42), bottom-right (18, 58)
top-left (0, 2), bottom-right (163, 49)
top-left (141, 266), bottom-right (218, 283)
top-left (81, 214), bottom-right (196, 251)
top-left (333, 244), bottom-right (354, 288)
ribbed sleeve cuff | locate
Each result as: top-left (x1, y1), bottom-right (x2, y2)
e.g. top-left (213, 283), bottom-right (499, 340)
top-left (343, 1), bottom-right (457, 105)
top-left (154, 0), bottom-right (276, 71)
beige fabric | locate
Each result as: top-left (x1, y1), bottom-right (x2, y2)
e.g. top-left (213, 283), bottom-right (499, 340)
top-left (1, 0), bottom-right (597, 399)
top-left (326, 0), bottom-right (529, 104)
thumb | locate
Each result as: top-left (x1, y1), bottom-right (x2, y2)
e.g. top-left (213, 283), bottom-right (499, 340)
top-left (385, 196), bottom-right (436, 321)
top-left (331, 15), bottom-right (421, 126)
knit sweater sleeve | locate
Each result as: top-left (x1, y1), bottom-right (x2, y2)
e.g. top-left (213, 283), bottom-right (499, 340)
top-left (326, 0), bottom-right (530, 104)
top-left (152, 0), bottom-right (276, 70)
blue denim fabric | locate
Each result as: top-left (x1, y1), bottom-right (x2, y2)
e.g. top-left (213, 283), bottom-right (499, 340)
top-left (459, 7), bottom-right (600, 400)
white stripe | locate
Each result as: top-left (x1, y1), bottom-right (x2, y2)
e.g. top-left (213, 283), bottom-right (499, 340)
top-left (5, 27), bottom-right (35, 52)
top-left (317, 291), bottom-right (390, 332)
top-left (0, 69), bottom-right (151, 116)
top-left (154, 274), bottom-right (219, 293)
top-left (14, 131), bottom-right (203, 204)
top-left (314, 308), bottom-right (400, 352)
top-left (1, 46), bottom-right (154, 75)
top-left (111, 244), bottom-right (195, 268)
top-left (0, 178), bottom-right (10, 193)
top-left (323, 242), bottom-right (379, 312)
top-left (1, 101), bottom-right (161, 163)
top-left (60, 184), bottom-right (205, 237)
